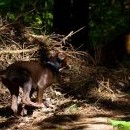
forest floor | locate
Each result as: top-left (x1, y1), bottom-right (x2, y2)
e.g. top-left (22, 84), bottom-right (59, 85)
top-left (0, 67), bottom-right (130, 130)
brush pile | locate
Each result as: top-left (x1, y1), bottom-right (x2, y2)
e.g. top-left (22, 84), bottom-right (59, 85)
top-left (0, 18), bottom-right (94, 91)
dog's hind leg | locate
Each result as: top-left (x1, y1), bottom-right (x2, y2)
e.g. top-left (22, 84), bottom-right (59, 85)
top-left (22, 78), bottom-right (44, 108)
top-left (9, 85), bottom-right (19, 115)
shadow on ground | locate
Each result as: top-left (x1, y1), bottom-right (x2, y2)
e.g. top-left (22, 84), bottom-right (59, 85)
top-left (0, 116), bottom-right (18, 129)
top-left (61, 79), bottom-right (130, 117)
top-left (0, 106), bottom-right (13, 117)
top-left (37, 114), bottom-right (87, 130)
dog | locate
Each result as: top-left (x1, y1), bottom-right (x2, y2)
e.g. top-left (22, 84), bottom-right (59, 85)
top-left (0, 50), bottom-right (69, 115)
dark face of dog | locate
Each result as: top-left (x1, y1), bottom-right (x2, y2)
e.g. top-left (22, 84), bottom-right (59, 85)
top-left (48, 50), bottom-right (69, 72)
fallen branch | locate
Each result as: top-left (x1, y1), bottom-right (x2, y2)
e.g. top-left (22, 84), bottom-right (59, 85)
top-left (0, 47), bottom-right (39, 54)
top-left (97, 80), bottom-right (114, 93)
top-left (60, 26), bottom-right (86, 44)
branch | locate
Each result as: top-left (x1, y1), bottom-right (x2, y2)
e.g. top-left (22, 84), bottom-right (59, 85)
top-left (0, 47), bottom-right (39, 54)
top-left (60, 26), bottom-right (86, 44)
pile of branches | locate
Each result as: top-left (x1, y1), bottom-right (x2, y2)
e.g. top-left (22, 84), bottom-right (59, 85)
top-left (0, 17), bottom-right (94, 89)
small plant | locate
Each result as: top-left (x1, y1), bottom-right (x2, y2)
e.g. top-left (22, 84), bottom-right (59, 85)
top-left (65, 104), bottom-right (78, 114)
top-left (109, 119), bottom-right (130, 130)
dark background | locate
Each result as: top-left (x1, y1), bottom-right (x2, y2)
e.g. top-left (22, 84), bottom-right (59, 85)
top-left (0, 0), bottom-right (130, 67)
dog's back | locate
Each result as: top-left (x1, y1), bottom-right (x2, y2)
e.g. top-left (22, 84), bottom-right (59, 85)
top-left (6, 61), bottom-right (55, 86)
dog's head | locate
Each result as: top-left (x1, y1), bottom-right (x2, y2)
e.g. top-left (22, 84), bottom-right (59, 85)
top-left (48, 50), bottom-right (69, 72)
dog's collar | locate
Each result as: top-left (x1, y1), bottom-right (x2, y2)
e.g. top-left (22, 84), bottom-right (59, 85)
top-left (46, 61), bottom-right (60, 73)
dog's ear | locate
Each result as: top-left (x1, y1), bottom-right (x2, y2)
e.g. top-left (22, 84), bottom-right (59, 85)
top-left (49, 50), bottom-right (57, 57)
top-left (58, 52), bottom-right (66, 60)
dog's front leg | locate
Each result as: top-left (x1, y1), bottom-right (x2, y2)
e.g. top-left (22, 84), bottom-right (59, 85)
top-left (37, 85), bottom-right (44, 104)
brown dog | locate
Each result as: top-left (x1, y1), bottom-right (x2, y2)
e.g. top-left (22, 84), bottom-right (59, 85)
top-left (0, 50), bottom-right (69, 114)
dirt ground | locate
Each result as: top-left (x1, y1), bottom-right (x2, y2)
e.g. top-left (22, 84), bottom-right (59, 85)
top-left (0, 91), bottom-right (130, 130)
top-left (0, 68), bottom-right (130, 130)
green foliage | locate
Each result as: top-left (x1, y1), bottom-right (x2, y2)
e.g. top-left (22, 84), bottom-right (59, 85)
top-left (67, 104), bottom-right (78, 114)
top-left (109, 119), bottom-right (130, 130)
top-left (89, 0), bottom-right (129, 47)
top-left (0, 0), bottom-right (129, 39)
top-left (55, 127), bottom-right (64, 130)
top-left (0, 0), bottom-right (53, 33)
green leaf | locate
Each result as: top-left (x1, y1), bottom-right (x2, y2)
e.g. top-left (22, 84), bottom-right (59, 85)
top-left (66, 104), bottom-right (78, 114)
top-left (0, 2), bottom-right (5, 6)
top-left (56, 127), bottom-right (64, 130)
top-left (109, 119), bottom-right (130, 130)
top-left (35, 17), bottom-right (42, 25)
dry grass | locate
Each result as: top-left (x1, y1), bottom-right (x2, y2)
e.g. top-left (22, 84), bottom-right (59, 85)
top-left (0, 43), bottom-right (39, 69)
top-left (0, 18), bottom-right (93, 68)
